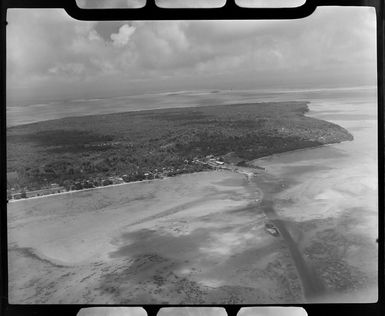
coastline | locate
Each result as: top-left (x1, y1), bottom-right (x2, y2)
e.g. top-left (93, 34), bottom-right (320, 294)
top-left (7, 142), bottom-right (341, 203)
top-left (6, 161), bottom-right (285, 203)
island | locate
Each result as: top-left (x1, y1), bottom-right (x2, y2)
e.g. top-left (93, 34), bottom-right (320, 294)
top-left (6, 101), bottom-right (353, 199)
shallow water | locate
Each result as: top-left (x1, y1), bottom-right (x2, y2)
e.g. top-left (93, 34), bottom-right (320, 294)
top-left (7, 86), bottom-right (376, 127)
top-left (255, 89), bottom-right (377, 223)
top-left (253, 87), bottom-right (378, 302)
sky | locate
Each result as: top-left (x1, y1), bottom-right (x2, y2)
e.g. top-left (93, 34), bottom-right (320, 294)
top-left (6, 4), bottom-right (376, 105)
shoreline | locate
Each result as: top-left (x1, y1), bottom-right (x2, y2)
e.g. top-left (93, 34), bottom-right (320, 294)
top-left (7, 141), bottom-right (343, 203)
top-left (8, 168), bottom-right (243, 203)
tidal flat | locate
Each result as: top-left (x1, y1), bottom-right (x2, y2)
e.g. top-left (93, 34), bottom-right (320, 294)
top-left (8, 170), bottom-right (304, 304)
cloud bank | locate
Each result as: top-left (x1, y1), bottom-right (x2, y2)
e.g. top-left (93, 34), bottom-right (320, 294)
top-left (7, 6), bottom-right (376, 103)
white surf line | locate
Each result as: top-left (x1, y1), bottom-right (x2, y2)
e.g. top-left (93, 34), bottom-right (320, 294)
top-left (8, 178), bottom-right (164, 203)
top-left (8, 169), bottom-right (229, 203)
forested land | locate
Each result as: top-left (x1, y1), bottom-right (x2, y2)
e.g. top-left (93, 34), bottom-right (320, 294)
top-left (7, 101), bottom-right (353, 191)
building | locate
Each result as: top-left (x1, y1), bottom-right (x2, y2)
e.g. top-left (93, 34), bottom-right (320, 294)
top-left (25, 186), bottom-right (65, 198)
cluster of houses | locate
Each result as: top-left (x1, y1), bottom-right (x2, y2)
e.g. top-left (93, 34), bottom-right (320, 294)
top-left (7, 153), bottom-right (261, 201)
top-left (6, 160), bottom-right (209, 201)
top-left (193, 155), bottom-right (225, 168)
top-left (8, 183), bottom-right (65, 200)
top-left (7, 175), bottom-right (132, 201)
top-left (83, 141), bottom-right (121, 149)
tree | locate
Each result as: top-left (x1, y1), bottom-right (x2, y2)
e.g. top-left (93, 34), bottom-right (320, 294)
top-left (63, 180), bottom-right (71, 191)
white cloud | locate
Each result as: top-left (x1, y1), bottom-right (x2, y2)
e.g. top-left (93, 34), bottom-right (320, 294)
top-left (111, 24), bottom-right (136, 47)
top-left (48, 63), bottom-right (86, 76)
